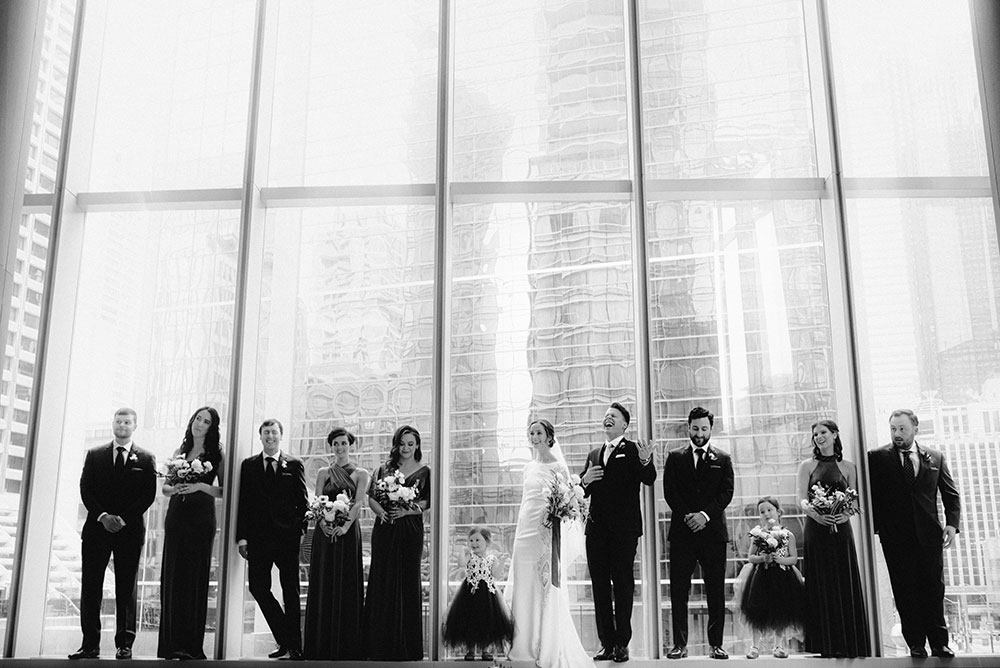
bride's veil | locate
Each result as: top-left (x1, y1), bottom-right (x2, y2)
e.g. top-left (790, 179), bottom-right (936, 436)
top-left (549, 438), bottom-right (587, 582)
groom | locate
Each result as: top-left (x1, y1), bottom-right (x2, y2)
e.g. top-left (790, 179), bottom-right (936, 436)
top-left (581, 402), bottom-right (656, 663)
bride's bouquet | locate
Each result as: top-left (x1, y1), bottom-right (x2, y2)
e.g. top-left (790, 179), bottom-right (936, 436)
top-left (800, 482), bottom-right (859, 533)
top-left (541, 473), bottom-right (587, 529)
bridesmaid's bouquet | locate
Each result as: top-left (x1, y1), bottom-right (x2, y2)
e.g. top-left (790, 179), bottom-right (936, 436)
top-left (541, 473), bottom-right (587, 530)
top-left (306, 492), bottom-right (351, 542)
top-left (801, 482), bottom-right (860, 533)
top-left (371, 470), bottom-right (420, 521)
top-left (160, 456), bottom-right (213, 485)
top-left (748, 519), bottom-right (791, 569)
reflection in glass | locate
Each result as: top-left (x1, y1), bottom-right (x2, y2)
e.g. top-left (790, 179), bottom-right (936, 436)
top-left (639, 0), bottom-right (816, 179)
top-left (80, 1), bottom-right (255, 190)
top-left (266, 0), bottom-right (438, 187)
top-left (646, 199), bottom-right (836, 655)
top-left (448, 200), bottom-right (637, 657)
top-left (40, 211), bottom-right (238, 655)
top-left (452, 0), bottom-right (629, 181)
top-left (849, 198), bottom-right (1000, 656)
top-left (828, 1), bottom-right (988, 178)
top-left (250, 206), bottom-right (435, 657)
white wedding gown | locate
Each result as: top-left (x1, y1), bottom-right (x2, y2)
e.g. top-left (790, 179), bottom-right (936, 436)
top-left (505, 459), bottom-right (594, 668)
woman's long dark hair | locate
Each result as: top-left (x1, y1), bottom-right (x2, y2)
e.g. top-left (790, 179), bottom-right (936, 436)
top-left (180, 406), bottom-right (222, 464)
top-left (387, 425), bottom-right (422, 470)
top-left (811, 419), bottom-right (843, 462)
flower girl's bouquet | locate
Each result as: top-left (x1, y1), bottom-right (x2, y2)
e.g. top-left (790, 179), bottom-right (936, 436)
top-left (306, 492), bottom-right (352, 542)
top-left (800, 483), bottom-right (860, 533)
top-left (160, 456), bottom-right (213, 485)
top-left (748, 520), bottom-right (792, 569)
top-left (371, 470), bottom-right (420, 521)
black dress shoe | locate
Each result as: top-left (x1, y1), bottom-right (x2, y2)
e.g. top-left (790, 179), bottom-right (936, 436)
top-left (910, 646), bottom-right (928, 658)
top-left (115, 647), bottom-right (132, 660)
top-left (666, 645), bottom-right (687, 659)
top-left (931, 646), bottom-right (955, 658)
top-left (268, 646), bottom-right (289, 659)
top-left (68, 648), bottom-right (99, 660)
top-left (594, 647), bottom-right (616, 660)
top-left (279, 649), bottom-right (303, 661)
top-left (613, 646), bottom-right (630, 663)
top-left (709, 646), bottom-right (729, 660)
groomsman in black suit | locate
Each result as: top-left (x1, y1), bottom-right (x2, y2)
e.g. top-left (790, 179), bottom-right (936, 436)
top-left (581, 402), bottom-right (657, 663)
top-left (70, 408), bottom-right (157, 660)
top-left (868, 408), bottom-right (961, 659)
top-left (662, 406), bottom-right (734, 660)
top-left (236, 419), bottom-right (308, 660)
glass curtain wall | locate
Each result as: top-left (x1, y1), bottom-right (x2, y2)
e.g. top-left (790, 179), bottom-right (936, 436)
top-left (15, 0), bottom-right (1000, 660)
top-left (829, 2), bottom-right (999, 656)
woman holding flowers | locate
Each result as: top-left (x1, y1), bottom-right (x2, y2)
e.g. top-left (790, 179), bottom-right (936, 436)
top-left (504, 419), bottom-right (592, 668)
top-left (303, 427), bottom-right (369, 660)
top-left (157, 406), bottom-right (224, 660)
top-left (364, 425), bottom-right (430, 660)
top-left (796, 419), bottom-right (870, 658)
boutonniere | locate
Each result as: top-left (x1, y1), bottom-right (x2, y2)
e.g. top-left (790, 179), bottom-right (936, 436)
top-left (706, 450), bottom-right (717, 461)
top-left (280, 459), bottom-right (288, 470)
top-left (129, 453), bottom-right (138, 462)
top-left (920, 450), bottom-right (932, 464)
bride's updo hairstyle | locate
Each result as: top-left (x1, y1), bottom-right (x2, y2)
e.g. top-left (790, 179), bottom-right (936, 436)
top-left (528, 419), bottom-right (556, 448)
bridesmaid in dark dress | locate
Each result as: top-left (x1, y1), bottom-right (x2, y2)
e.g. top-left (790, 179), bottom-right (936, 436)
top-left (303, 427), bottom-right (369, 660)
top-left (157, 406), bottom-right (224, 660)
top-left (364, 425), bottom-right (431, 660)
top-left (797, 419), bottom-right (871, 658)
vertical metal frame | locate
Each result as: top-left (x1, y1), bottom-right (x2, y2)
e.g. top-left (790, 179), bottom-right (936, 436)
top-left (428, 0), bottom-right (454, 659)
top-left (810, 0), bottom-right (883, 655)
top-left (970, 0), bottom-right (1000, 242)
top-left (622, 0), bottom-right (661, 658)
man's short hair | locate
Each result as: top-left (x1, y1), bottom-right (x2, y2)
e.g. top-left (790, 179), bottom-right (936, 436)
top-left (610, 402), bottom-right (631, 426)
top-left (889, 409), bottom-right (918, 427)
top-left (115, 407), bottom-right (137, 421)
top-left (687, 406), bottom-right (714, 427)
top-left (259, 418), bottom-right (284, 435)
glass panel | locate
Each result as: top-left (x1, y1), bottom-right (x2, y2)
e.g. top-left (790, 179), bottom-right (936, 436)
top-left (646, 199), bottom-right (837, 656)
top-left (1, 0), bottom-right (77, 642)
top-left (848, 198), bottom-right (1000, 657)
top-left (828, 1), bottom-right (988, 178)
top-left (40, 210), bottom-right (239, 656)
top-left (79, 1), bottom-right (255, 190)
top-left (452, 0), bottom-right (629, 181)
top-left (638, 0), bottom-right (817, 180)
top-left (447, 200), bottom-right (639, 657)
top-left (247, 205), bottom-right (435, 657)
top-left (265, 1), bottom-right (439, 186)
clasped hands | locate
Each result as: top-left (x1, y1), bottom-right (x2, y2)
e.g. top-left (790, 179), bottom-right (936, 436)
top-left (172, 482), bottom-right (206, 496)
top-left (684, 512), bottom-right (708, 532)
top-left (99, 514), bottom-right (126, 533)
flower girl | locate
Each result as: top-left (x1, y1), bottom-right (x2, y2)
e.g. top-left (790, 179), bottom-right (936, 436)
top-left (442, 526), bottom-right (514, 661)
top-left (740, 496), bottom-right (806, 659)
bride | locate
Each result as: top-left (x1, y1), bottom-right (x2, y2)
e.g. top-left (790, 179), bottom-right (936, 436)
top-left (505, 419), bottom-right (594, 668)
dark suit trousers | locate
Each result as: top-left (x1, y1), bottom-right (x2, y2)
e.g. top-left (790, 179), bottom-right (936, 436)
top-left (80, 522), bottom-right (143, 650)
top-left (586, 528), bottom-right (639, 649)
top-left (881, 540), bottom-right (948, 650)
top-left (247, 537), bottom-right (302, 651)
top-left (669, 537), bottom-right (726, 648)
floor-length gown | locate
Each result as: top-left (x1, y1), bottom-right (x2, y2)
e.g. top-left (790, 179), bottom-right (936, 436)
top-left (803, 459), bottom-right (871, 658)
top-left (505, 460), bottom-right (594, 668)
top-left (303, 464), bottom-right (364, 660)
top-left (363, 464), bottom-right (430, 660)
top-left (157, 452), bottom-right (221, 659)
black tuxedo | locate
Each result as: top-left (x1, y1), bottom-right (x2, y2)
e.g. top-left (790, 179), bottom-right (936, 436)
top-left (868, 442), bottom-right (960, 651)
top-left (236, 451), bottom-right (308, 651)
top-left (662, 443), bottom-right (734, 648)
top-left (78, 442), bottom-right (157, 651)
top-left (581, 437), bottom-right (657, 650)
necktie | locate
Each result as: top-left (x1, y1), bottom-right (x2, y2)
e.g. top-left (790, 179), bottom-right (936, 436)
top-left (694, 448), bottom-right (704, 472)
top-left (900, 448), bottom-right (915, 485)
top-left (265, 456), bottom-right (276, 482)
top-left (115, 446), bottom-right (126, 472)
